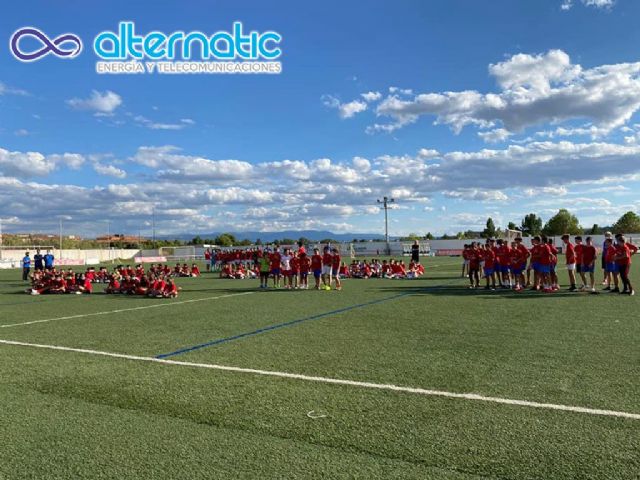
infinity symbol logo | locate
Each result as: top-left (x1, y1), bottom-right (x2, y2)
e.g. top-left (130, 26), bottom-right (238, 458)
top-left (10, 27), bottom-right (82, 62)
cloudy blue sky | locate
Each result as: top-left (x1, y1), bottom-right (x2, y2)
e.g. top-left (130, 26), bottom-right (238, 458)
top-left (1, 0), bottom-right (639, 237)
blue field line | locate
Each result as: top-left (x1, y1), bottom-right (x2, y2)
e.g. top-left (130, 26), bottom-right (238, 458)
top-left (155, 279), bottom-right (461, 360)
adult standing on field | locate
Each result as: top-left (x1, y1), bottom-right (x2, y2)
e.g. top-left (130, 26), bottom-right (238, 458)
top-left (22, 251), bottom-right (31, 281)
top-left (411, 240), bottom-right (420, 264)
top-left (44, 249), bottom-right (54, 270)
top-left (34, 248), bottom-right (44, 271)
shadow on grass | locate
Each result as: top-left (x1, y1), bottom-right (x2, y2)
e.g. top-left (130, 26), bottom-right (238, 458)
top-left (373, 283), bottom-right (606, 299)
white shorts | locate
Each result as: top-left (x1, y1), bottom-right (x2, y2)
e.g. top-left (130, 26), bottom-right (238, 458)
top-left (463, 260), bottom-right (469, 266)
top-left (322, 265), bottom-right (333, 276)
top-left (567, 263), bottom-right (576, 271)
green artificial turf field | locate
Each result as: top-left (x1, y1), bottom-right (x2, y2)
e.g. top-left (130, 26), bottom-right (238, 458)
top-left (0, 256), bottom-right (638, 479)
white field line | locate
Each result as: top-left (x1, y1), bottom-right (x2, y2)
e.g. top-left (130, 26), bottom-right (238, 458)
top-left (0, 291), bottom-right (255, 329)
top-left (0, 338), bottom-right (638, 421)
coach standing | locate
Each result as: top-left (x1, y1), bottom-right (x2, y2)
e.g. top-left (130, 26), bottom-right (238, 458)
top-left (411, 240), bottom-right (420, 263)
top-left (22, 251), bottom-right (31, 281)
top-left (44, 249), bottom-right (54, 270)
top-left (34, 248), bottom-right (44, 271)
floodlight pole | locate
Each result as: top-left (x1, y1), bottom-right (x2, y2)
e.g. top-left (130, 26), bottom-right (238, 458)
top-left (377, 196), bottom-right (395, 255)
top-left (59, 219), bottom-right (63, 254)
top-left (152, 206), bottom-right (156, 244)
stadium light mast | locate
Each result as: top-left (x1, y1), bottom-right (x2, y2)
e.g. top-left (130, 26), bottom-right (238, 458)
top-left (152, 206), bottom-right (156, 244)
top-left (377, 196), bottom-right (395, 255)
top-left (59, 218), bottom-right (63, 254)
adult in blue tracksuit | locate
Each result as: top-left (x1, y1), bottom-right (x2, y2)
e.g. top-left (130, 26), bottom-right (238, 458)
top-left (22, 252), bottom-right (31, 281)
top-left (44, 250), bottom-right (55, 270)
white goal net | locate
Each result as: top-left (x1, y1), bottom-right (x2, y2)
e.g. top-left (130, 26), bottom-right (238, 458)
top-left (158, 246), bottom-right (198, 262)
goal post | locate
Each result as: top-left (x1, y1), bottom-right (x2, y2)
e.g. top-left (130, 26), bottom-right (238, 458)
top-left (158, 245), bottom-right (198, 262)
top-left (402, 241), bottom-right (431, 256)
top-left (504, 229), bottom-right (523, 243)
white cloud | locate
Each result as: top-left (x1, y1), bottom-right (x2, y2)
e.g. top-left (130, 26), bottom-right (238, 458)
top-left (0, 81), bottom-right (28, 96)
top-left (93, 163), bottom-right (127, 179)
top-left (370, 50), bottom-right (640, 136)
top-left (562, 0), bottom-right (615, 10)
top-left (444, 189), bottom-right (509, 202)
top-left (2, 138), bottom-right (640, 235)
top-left (14, 129), bottom-right (30, 137)
top-left (47, 153), bottom-right (85, 170)
top-left (478, 128), bottom-right (512, 143)
top-left (361, 91), bottom-right (382, 102)
top-left (322, 95), bottom-right (368, 119)
top-left (134, 115), bottom-right (193, 130)
top-left (67, 90), bottom-right (122, 115)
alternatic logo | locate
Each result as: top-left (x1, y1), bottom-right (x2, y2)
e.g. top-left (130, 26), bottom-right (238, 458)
top-left (10, 27), bottom-right (82, 62)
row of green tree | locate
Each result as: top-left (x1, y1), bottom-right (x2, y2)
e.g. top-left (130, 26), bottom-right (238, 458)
top-left (398, 210), bottom-right (640, 241)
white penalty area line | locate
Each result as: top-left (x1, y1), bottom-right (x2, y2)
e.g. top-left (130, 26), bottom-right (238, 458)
top-left (0, 338), bottom-right (638, 421)
top-left (0, 291), bottom-right (255, 329)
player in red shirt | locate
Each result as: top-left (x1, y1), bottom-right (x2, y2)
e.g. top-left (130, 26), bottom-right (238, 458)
top-left (511, 238), bottom-right (530, 291)
top-left (580, 236), bottom-right (598, 293)
top-left (603, 238), bottom-right (620, 293)
top-left (561, 234), bottom-right (577, 291)
top-left (495, 239), bottom-right (512, 288)
top-left (467, 242), bottom-right (481, 289)
top-left (321, 246), bottom-right (333, 290)
top-left (461, 244), bottom-right (470, 278)
top-left (105, 273), bottom-right (121, 294)
top-left (310, 248), bottom-right (323, 290)
top-left (163, 278), bottom-right (179, 298)
top-left (330, 247), bottom-right (342, 290)
top-left (298, 252), bottom-right (311, 290)
top-left (482, 243), bottom-right (496, 290)
top-left (614, 235), bottom-right (637, 295)
top-left (547, 239), bottom-right (559, 291)
top-left (574, 236), bottom-right (585, 289)
top-left (269, 248), bottom-right (282, 288)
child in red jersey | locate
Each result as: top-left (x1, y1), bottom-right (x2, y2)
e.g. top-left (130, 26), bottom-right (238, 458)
top-left (547, 239), bottom-right (559, 291)
top-left (581, 237), bottom-right (598, 294)
top-left (75, 274), bottom-right (93, 294)
top-left (511, 238), bottom-right (529, 291)
top-left (310, 248), bottom-right (323, 289)
top-left (495, 239), bottom-right (512, 289)
top-left (290, 253), bottom-right (300, 289)
top-left (299, 252), bottom-right (311, 289)
top-left (321, 246), bottom-right (333, 289)
top-left (331, 247), bottom-right (342, 290)
top-left (561, 234), bottom-right (577, 291)
top-left (270, 247), bottom-right (282, 288)
top-left (615, 235), bottom-right (637, 295)
top-left (190, 264), bottom-right (201, 277)
top-left (105, 273), bottom-right (121, 294)
top-left (482, 243), bottom-right (496, 290)
top-left (574, 236), bottom-right (585, 289)
top-left (461, 244), bottom-right (470, 278)
top-left (603, 238), bottom-right (620, 293)
top-left (467, 242), bottom-right (481, 289)
top-left (163, 278), bottom-right (179, 298)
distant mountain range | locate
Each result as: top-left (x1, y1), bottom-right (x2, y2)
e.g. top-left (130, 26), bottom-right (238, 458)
top-left (159, 230), bottom-right (393, 243)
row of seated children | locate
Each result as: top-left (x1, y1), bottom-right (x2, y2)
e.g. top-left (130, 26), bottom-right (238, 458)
top-left (344, 259), bottom-right (425, 279)
top-left (105, 272), bottom-right (180, 298)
